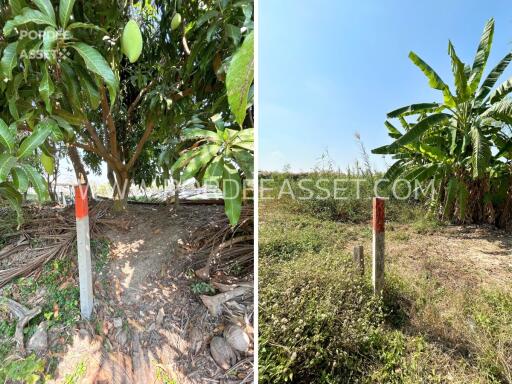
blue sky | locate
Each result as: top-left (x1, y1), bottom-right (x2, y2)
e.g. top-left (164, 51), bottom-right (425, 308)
top-left (259, 0), bottom-right (512, 171)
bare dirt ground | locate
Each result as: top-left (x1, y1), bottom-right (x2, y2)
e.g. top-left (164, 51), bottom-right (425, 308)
top-left (345, 223), bottom-right (512, 291)
top-left (49, 203), bottom-right (251, 384)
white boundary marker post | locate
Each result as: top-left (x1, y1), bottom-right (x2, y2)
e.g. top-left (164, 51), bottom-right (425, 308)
top-left (75, 184), bottom-right (93, 319)
top-left (353, 245), bottom-right (364, 275)
top-left (372, 197), bottom-right (385, 295)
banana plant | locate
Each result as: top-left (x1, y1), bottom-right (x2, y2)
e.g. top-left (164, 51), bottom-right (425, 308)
top-left (372, 18), bottom-right (512, 226)
top-left (0, 117), bottom-right (55, 224)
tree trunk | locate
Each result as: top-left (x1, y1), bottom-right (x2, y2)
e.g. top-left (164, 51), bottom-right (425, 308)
top-left (68, 146), bottom-right (89, 185)
top-left (46, 173), bottom-right (57, 202)
top-left (111, 167), bottom-right (131, 211)
top-left (173, 178), bottom-right (180, 211)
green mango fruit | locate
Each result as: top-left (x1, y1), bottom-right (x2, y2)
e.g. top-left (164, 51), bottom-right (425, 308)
top-left (171, 13), bottom-right (182, 31)
top-left (121, 20), bottom-right (143, 63)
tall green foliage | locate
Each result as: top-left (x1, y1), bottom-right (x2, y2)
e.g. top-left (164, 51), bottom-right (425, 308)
top-left (373, 19), bottom-right (512, 227)
top-left (159, 8), bottom-right (254, 225)
top-left (0, 0), bottom-right (254, 222)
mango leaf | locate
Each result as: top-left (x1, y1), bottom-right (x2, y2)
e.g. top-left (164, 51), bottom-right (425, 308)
top-left (0, 119), bottom-right (15, 152)
top-left (60, 61), bottom-right (81, 111)
top-left (232, 148), bottom-right (253, 179)
top-left (59, 0), bottom-right (76, 27)
top-left (66, 22), bottom-right (106, 33)
top-left (203, 155), bottom-right (224, 186)
top-left (181, 128), bottom-right (221, 142)
top-left (0, 154), bottom-right (17, 182)
top-left (180, 144), bottom-right (220, 182)
top-left (53, 109), bottom-right (85, 125)
top-left (223, 163), bottom-right (242, 226)
top-left (0, 181), bottom-right (23, 226)
top-left (170, 147), bottom-right (202, 175)
top-left (76, 66), bottom-right (100, 109)
top-left (45, 118), bottom-right (64, 141)
top-left (70, 43), bottom-right (118, 104)
top-left (0, 42), bottom-right (19, 80)
top-left (33, 0), bottom-right (56, 23)
top-left (39, 64), bottom-right (54, 113)
top-left (41, 152), bottom-right (54, 174)
top-left (12, 166), bottom-right (29, 192)
top-left (17, 121), bottom-right (53, 159)
top-left (226, 31), bottom-right (254, 126)
top-left (20, 164), bottom-right (49, 201)
top-left (195, 10), bottom-right (219, 29)
top-left (9, 0), bottom-right (26, 16)
top-left (226, 24), bottom-right (241, 45)
top-left (42, 26), bottom-right (58, 61)
top-left (50, 115), bottom-right (75, 140)
top-left (232, 140), bottom-right (253, 151)
top-left (235, 128), bottom-right (253, 142)
top-left (3, 8), bottom-right (56, 36)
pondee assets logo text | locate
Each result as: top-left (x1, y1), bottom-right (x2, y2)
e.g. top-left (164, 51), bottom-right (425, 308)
top-left (18, 29), bottom-right (72, 61)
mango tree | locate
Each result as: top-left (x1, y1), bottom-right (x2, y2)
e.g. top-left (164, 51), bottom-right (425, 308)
top-left (1, 0), bottom-right (253, 210)
top-left (160, 27), bottom-right (254, 225)
top-left (373, 18), bottom-right (512, 228)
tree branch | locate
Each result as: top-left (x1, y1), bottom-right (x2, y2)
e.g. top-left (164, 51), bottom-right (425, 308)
top-left (82, 120), bottom-right (121, 167)
top-left (171, 88), bottom-right (193, 101)
top-left (126, 120), bottom-right (155, 170)
top-left (70, 141), bottom-right (97, 154)
top-left (127, 79), bottom-right (158, 128)
top-left (100, 84), bottom-right (120, 161)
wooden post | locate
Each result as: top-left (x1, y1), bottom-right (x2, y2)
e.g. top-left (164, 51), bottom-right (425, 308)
top-left (353, 245), bottom-right (364, 275)
top-left (75, 184), bottom-right (94, 320)
top-left (372, 197), bottom-right (385, 295)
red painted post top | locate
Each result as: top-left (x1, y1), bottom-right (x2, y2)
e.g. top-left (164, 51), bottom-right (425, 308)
top-left (75, 184), bottom-right (89, 219)
top-left (373, 197), bottom-right (385, 233)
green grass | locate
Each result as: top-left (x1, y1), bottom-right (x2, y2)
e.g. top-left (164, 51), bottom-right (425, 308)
top-left (0, 256), bottom-right (84, 382)
top-left (259, 173), bottom-right (511, 383)
top-left (64, 359), bottom-right (87, 384)
top-left (92, 238), bottom-right (111, 272)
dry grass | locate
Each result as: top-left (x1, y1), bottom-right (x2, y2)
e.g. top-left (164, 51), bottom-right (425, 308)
top-left (260, 195), bottom-right (512, 383)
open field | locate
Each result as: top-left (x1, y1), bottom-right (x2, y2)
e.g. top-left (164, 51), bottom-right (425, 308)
top-left (259, 173), bottom-right (512, 383)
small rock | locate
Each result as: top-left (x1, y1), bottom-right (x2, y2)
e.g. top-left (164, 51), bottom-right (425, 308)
top-left (156, 308), bottom-right (165, 327)
top-left (113, 318), bottom-right (123, 328)
top-left (27, 322), bottom-right (48, 355)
